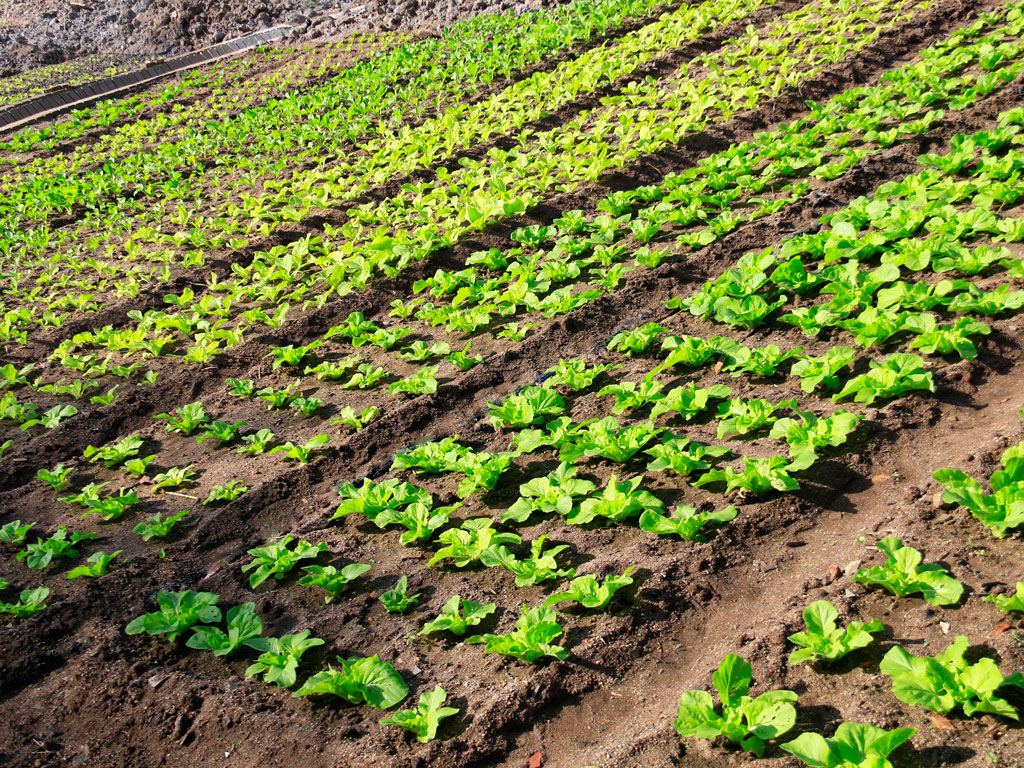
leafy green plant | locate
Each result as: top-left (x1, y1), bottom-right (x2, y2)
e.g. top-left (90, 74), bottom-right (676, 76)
top-left (124, 454), bottom-right (157, 477)
top-left (544, 567), bottom-right (636, 610)
top-left (79, 489), bottom-right (140, 521)
top-left (66, 550), bottom-right (121, 579)
top-left (331, 406), bottom-right (379, 431)
top-left (852, 537), bottom-right (963, 606)
top-left (381, 686), bottom-right (460, 743)
top-left (489, 386), bottom-right (566, 429)
top-left (196, 420), bottom-right (247, 445)
top-left (295, 655), bottom-right (408, 708)
top-left (716, 398), bottom-right (795, 439)
top-left (570, 474), bottom-right (663, 526)
top-left (375, 501), bottom-right (459, 545)
top-left (503, 462), bottom-right (596, 524)
top-left (934, 442), bottom-right (1024, 537)
top-left (18, 526), bottom-right (96, 569)
top-left (133, 510), bottom-right (190, 541)
top-left (645, 436), bottom-right (729, 476)
top-left (428, 519), bottom-right (521, 568)
top-left (125, 590), bottom-right (222, 641)
top-left (269, 435), bottom-right (330, 463)
top-left (984, 582), bottom-right (1024, 613)
top-left (0, 586), bottom-right (50, 617)
top-left (380, 575), bottom-right (421, 613)
top-left (333, 478), bottom-right (431, 521)
top-left (639, 503), bottom-right (738, 541)
top-left (151, 465), bottom-right (197, 494)
top-left (242, 536), bottom-right (327, 588)
top-left (543, 358), bottom-right (618, 391)
top-left (155, 402), bottom-right (209, 435)
top-left (236, 428), bottom-right (276, 455)
top-left (674, 654), bottom-right (798, 757)
top-left (21, 404), bottom-right (77, 431)
top-left (256, 382), bottom-right (300, 410)
top-left (781, 722), bottom-right (916, 768)
top-left (833, 354), bottom-right (935, 404)
top-left (467, 604), bottom-right (569, 662)
top-left (559, 417), bottom-right (663, 463)
top-left (880, 636), bottom-right (1024, 718)
top-left (245, 630), bottom-right (324, 688)
top-left (770, 410), bottom-right (862, 471)
top-left (36, 464), bottom-right (72, 491)
top-left (186, 602), bottom-right (265, 656)
top-left (650, 383), bottom-right (731, 421)
top-left (694, 457), bottom-right (799, 496)
top-left (787, 600), bottom-right (883, 665)
top-left (482, 533), bottom-right (575, 587)
top-left (83, 434), bottom-right (143, 467)
top-left (0, 520), bottom-right (35, 544)
top-left (790, 347), bottom-right (856, 393)
top-left (598, 378), bottom-right (666, 414)
top-left (447, 343), bottom-right (483, 371)
top-left (204, 480), bottom-right (248, 505)
top-left (266, 341), bottom-right (322, 370)
top-left (607, 322), bottom-right (665, 356)
top-left (415, 595), bottom-right (496, 638)
top-left (299, 563), bottom-right (371, 603)
top-left (226, 378), bottom-right (257, 398)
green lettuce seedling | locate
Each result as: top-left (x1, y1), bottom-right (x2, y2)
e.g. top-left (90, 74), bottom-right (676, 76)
top-left (246, 630), bottom-right (324, 688)
top-left (295, 655), bottom-right (408, 708)
top-left (333, 478), bottom-right (431, 521)
top-left (134, 510), bottom-right (190, 541)
top-left (381, 686), bottom-right (459, 743)
top-left (429, 519), bottom-right (521, 568)
top-left (645, 436), bottom-right (730, 476)
top-left (640, 504), bottom-right (738, 541)
top-left (204, 480), bottom-right (248, 505)
top-left (18, 526), bottom-right (96, 569)
top-left (299, 564), bottom-right (371, 603)
top-left (787, 600), bottom-right (883, 665)
top-left (415, 595), bottom-right (496, 638)
top-left (187, 603), bottom-right (265, 656)
top-left (36, 464), bottom-right (72, 492)
top-left (66, 550), bottom-right (122, 579)
top-left (934, 442), bottom-right (1024, 537)
top-left (467, 604), bottom-right (569, 662)
top-left (481, 534), bottom-right (575, 587)
top-left (380, 576), bottom-right (421, 613)
top-left (0, 586), bottom-right (50, 617)
top-left (833, 354), bottom-right (934, 405)
top-left (269, 435), bottom-right (329, 464)
top-left (569, 474), bottom-right (663, 526)
top-left (503, 462), bottom-right (596, 524)
top-left (155, 402), bottom-right (209, 435)
top-left (781, 722), bottom-right (915, 768)
top-left (674, 654), bottom-right (797, 757)
top-left (852, 537), bottom-right (963, 606)
top-left (0, 520), bottom-right (35, 545)
top-left (374, 501), bottom-right (459, 545)
top-left (488, 386), bottom-right (566, 429)
top-left (880, 636), bottom-right (1024, 718)
top-left (125, 590), bottom-right (222, 641)
top-left (984, 582), bottom-right (1024, 612)
top-left (544, 567), bottom-right (636, 610)
top-left (243, 536), bottom-right (327, 588)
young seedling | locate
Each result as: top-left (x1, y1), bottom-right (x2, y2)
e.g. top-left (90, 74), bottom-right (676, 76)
top-left (852, 537), bottom-right (963, 606)
top-left (66, 550), bottom-right (122, 579)
top-left (294, 655), bottom-right (407, 708)
top-left (781, 722), bottom-right (915, 768)
top-left (134, 510), bottom-right (190, 541)
top-left (467, 604), bottom-right (569, 662)
top-left (245, 630), bottom-right (324, 688)
top-left (236, 428), bottom-right (276, 455)
top-left (18, 526), bottom-right (96, 569)
top-left (787, 600), bottom-right (883, 665)
top-left (204, 480), bottom-right (248, 505)
top-left (330, 406), bottom-right (379, 431)
top-left (380, 576), bottom-right (421, 613)
top-left (0, 520), bottom-right (35, 545)
top-left (381, 686), bottom-right (460, 743)
top-left (155, 402), bottom-right (209, 435)
top-left (125, 590), bottom-right (222, 641)
top-left (675, 654), bottom-right (797, 757)
top-left (0, 586), bottom-right (50, 617)
top-left (186, 603), bottom-right (265, 656)
top-left (640, 504), bottom-right (738, 541)
top-left (544, 567), bottom-right (636, 610)
top-left (415, 595), bottom-right (496, 638)
top-left (269, 435), bottom-right (329, 464)
top-left (299, 563), bottom-right (371, 603)
top-left (243, 536), bottom-right (327, 588)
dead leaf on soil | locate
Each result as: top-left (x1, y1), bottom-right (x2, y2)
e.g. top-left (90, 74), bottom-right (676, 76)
top-left (827, 564), bottom-right (841, 584)
top-left (713, 361), bottom-right (724, 374)
top-left (870, 474), bottom-right (890, 485)
top-left (992, 621), bottom-right (1011, 636)
top-left (929, 713), bottom-right (955, 730)
top-left (528, 752), bottom-right (544, 768)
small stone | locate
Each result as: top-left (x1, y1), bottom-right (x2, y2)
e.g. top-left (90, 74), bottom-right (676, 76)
top-left (148, 674), bottom-right (167, 689)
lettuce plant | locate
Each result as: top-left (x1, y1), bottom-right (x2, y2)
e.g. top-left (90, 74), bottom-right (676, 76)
top-left (481, 534), bottom-right (575, 587)
top-left (374, 501), bottom-right (459, 545)
top-left (770, 410), bottom-right (862, 471)
top-left (66, 550), bottom-right (121, 579)
top-left (787, 600), bottom-right (883, 665)
top-left (125, 590), bottom-right (222, 641)
top-left (333, 478), bottom-right (431, 521)
top-left (388, 366), bottom-right (439, 396)
top-left (852, 537), bottom-right (963, 606)
top-left (639, 504), bottom-right (738, 541)
top-left (650, 383), bottom-right (731, 421)
top-left (694, 457), bottom-right (799, 496)
top-left (204, 480), bottom-right (248, 505)
top-left (598, 378), bottom-right (665, 414)
top-left (134, 510), bottom-right (190, 541)
top-left (985, 582), bottom-right (1024, 612)
top-left (645, 436), bottom-right (730, 476)
top-left (196, 420), bottom-right (248, 445)
top-left (543, 358), bottom-right (618, 391)
top-left (0, 520), bottom-right (35, 545)
top-left (467, 604), bottom-right (569, 662)
top-left (716, 398), bottom-right (796, 439)
top-left (295, 655), bottom-right (408, 708)
top-left (236, 428), bottom-right (276, 455)
top-left (934, 442), bottom-right (1024, 537)
top-left (674, 654), bottom-right (797, 757)
top-left (781, 722), bottom-right (915, 768)
top-left (299, 563), bottom-right (371, 603)
top-left (380, 575), bottom-right (421, 613)
top-left (488, 386), bottom-right (566, 429)
top-left (155, 402), bottom-right (209, 435)
top-left (331, 406), bottom-right (379, 431)
top-left (83, 434), bottom-right (144, 467)
top-left (151, 465), bottom-right (197, 494)
top-left (559, 417), bottom-right (663, 463)
top-left (246, 630), bottom-right (325, 688)
top-left (269, 435), bottom-right (330, 463)
top-left (0, 586), bottom-right (50, 617)
top-left (833, 354), bottom-right (935, 404)
top-left (124, 454), bottom-right (157, 477)
top-left (607, 322), bottom-right (665, 356)
top-left (381, 686), bottom-right (460, 743)
top-left (544, 567), bottom-right (636, 610)
top-left (503, 462), bottom-right (596, 524)
top-left (18, 526), bottom-right (96, 569)
top-left (569, 474), bottom-right (663, 525)
top-left (880, 636), bottom-right (1024, 718)
top-left (428, 519), bottom-right (521, 568)
top-left (243, 536), bottom-right (327, 588)
top-left (790, 347), bottom-right (856, 393)
top-left (186, 603), bottom-right (265, 656)
top-left (20, 404), bottom-right (77, 431)
top-left (415, 595), bottom-right (496, 638)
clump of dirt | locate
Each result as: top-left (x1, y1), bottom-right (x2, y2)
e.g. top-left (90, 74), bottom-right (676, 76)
top-left (0, 0), bottom-right (561, 77)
